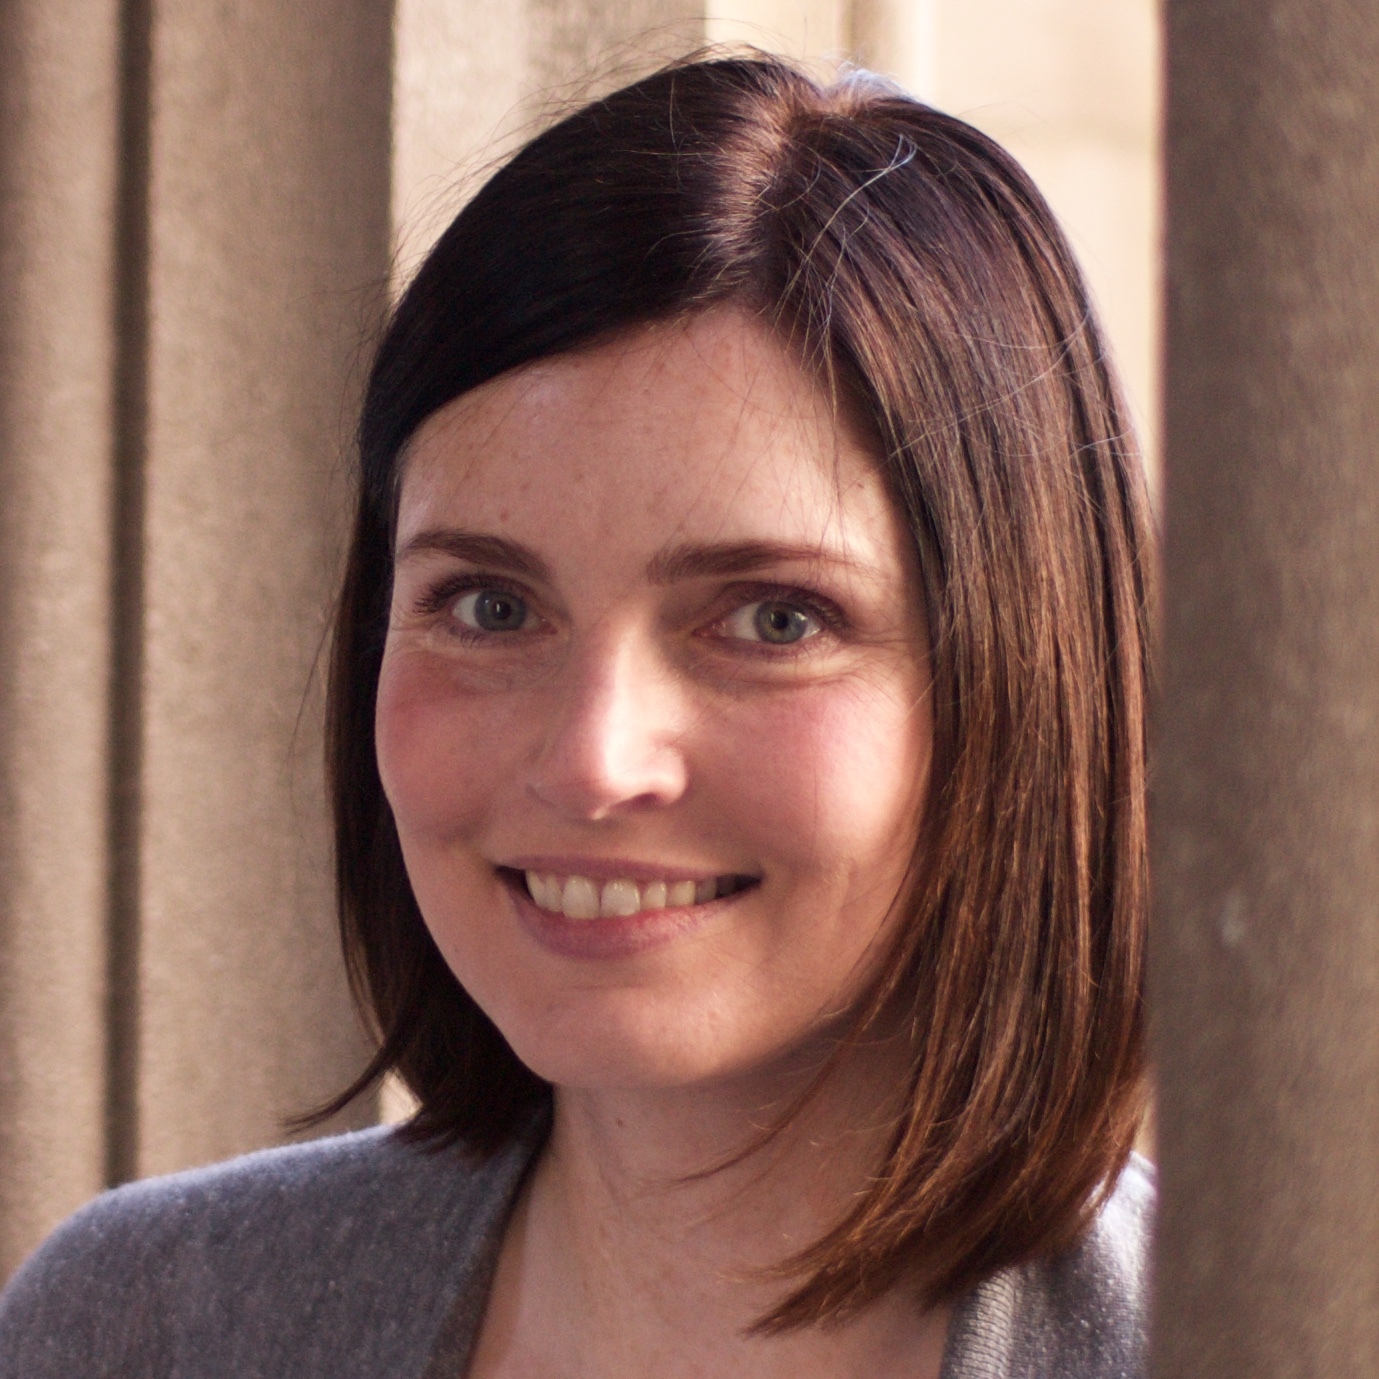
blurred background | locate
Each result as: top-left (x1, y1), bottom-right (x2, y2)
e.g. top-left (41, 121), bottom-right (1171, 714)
top-left (0, 0), bottom-right (1158, 1280)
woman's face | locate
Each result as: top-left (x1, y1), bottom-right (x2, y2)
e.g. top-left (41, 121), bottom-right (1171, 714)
top-left (376, 308), bottom-right (931, 1091)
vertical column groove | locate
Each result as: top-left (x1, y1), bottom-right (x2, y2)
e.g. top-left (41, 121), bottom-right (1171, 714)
top-left (105, 0), bottom-right (152, 1189)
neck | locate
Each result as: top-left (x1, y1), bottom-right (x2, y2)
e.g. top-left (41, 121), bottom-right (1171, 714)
top-left (470, 1037), bottom-right (951, 1379)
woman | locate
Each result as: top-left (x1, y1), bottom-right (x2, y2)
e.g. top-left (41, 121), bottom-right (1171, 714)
top-left (0, 54), bottom-right (1153, 1378)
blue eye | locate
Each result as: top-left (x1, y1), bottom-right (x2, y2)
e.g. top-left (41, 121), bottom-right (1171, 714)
top-left (454, 588), bottom-right (528, 632)
top-left (723, 600), bottom-right (820, 645)
top-left (755, 602), bottom-right (812, 644)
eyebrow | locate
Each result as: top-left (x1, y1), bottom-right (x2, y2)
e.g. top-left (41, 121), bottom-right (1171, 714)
top-left (645, 540), bottom-right (865, 584)
top-left (397, 529), bottom-right (862, 585)
top-left (396, 530), bottom-right (551, 581)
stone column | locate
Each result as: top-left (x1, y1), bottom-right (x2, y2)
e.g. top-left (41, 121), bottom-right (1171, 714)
top-left (128, 0), bottom-right (393, 1178)
top-left (1154, 2), bottom-right (1379, 1373)
top-left (0, 0), bottom-right (397, 1269)
top-left (0, 0), bottom-right (122, 1278)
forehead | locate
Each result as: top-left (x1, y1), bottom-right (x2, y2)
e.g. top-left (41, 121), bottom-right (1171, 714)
top-left (396, 308), bottom-right (900, 563)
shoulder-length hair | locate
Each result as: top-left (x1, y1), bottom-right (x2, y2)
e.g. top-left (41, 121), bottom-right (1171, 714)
top-left (324, 53), bottom-right (1154, 1331)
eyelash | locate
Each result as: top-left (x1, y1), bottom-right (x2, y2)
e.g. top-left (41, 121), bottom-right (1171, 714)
top-left (703, 585), bottom-right (846, 653)
top-left (410, 573), bottom-right (847, 651)
top-left (411, 572), bottom-right (539, 645)
top-left (414, 572), bottom-right (518, 617)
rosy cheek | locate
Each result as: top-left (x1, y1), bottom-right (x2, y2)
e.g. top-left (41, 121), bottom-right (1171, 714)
top-left (375, 649), bottom-right (494, 840)
top-left (724, 681), bottom-right (928, 871)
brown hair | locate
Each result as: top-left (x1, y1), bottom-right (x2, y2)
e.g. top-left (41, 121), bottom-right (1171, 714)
top-left (324, 54), bottom-right (1154, 1329)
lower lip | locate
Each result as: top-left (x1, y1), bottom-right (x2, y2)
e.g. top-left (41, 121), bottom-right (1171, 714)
top-left (504, 875), bottom-right (744, 961)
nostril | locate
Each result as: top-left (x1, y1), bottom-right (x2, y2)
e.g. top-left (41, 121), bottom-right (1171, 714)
top-left (524, 754), bottom-right (689, 820)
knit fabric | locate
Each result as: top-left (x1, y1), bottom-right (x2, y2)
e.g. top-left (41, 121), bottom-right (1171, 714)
top-left (0, 1123), bottom-right (1151, 1378)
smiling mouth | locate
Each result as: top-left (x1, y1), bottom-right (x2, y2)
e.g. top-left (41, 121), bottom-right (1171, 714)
top-left (504, 868), bottom-right (759, 921)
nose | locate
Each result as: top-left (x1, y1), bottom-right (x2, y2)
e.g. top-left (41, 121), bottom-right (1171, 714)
top-left (525, 628), bottom-right (690, 821)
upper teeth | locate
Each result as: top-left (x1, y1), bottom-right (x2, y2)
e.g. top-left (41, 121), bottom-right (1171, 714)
top-left (525, 872), bottom-right (728, 920)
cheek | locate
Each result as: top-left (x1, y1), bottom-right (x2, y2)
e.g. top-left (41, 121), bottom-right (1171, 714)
top-left (723, 678), bottom-right (930, 875)
top-left (375, 649), bottom-right (514, 840)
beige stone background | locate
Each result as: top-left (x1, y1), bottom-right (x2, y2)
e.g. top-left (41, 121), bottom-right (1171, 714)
top-left (0, 0), bottom-right (1158, 1280)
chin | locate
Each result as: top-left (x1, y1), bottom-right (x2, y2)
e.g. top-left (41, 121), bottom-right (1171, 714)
top-left (489, 984), bottom-right (825, 1096)
top-left (488, 995), bottom-right (760, 1093)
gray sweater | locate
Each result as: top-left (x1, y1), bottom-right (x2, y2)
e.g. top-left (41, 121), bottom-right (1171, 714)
top-left (0, 1124), bottom-right (1153, 1378)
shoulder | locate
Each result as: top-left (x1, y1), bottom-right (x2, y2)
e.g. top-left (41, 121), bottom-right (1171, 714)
top-left (0, 1123), bottom-right (539, 1379)
top-left (943, 1154), bottom-right (1155, 1379)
